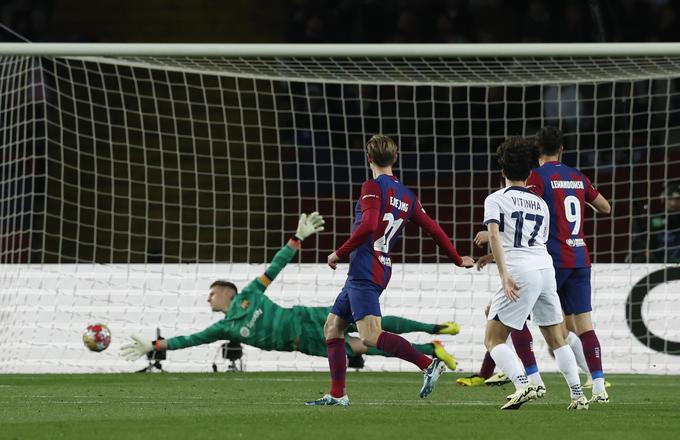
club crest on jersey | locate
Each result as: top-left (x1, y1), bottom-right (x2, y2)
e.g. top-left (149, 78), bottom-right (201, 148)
top-left (566, 238), bottom-right (586, 247)
top-left (389, 196), bottom-right (409, 212)
top-left (240, 299), bottom-right (249, 310)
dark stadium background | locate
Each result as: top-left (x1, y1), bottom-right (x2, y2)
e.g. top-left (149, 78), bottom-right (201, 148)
top-left (2, 0), bottom-right (679, 264)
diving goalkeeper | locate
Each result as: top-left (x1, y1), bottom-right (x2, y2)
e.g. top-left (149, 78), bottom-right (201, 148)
top-left (121, 212), bottom-right (459, 368)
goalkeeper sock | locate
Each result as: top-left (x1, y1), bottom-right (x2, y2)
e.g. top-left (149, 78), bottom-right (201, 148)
top-left (376, 331), bottom-right (432, 371)
top-left (380, 316), bottom-right (436, 334)
top-left (511, 324), bottom-right (542, 384)
top-left (553, 345), bottom-right (584, 399)
top-left (326, 338), bottom-right (347, 398)
top-left (366, 343), bottom-right (434, 357)
top-left (489, 344), bottom-right (528, 391)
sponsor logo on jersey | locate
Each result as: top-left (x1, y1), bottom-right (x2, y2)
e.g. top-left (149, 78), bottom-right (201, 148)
top-left (550, 180), bottom-right (584, 189)
top-left (247, 308), bottom-right (263, 327)
top-left (510, 196), bottom-right (542, 211)
top-left (239, 308), bottom-right (263, 338)
top-left (389, 196), bottom-right (409, 212)
top-left (379, 255), bottom-right (392, 267)
top-left (362, 194), bottom-right (379, 200)
top-left (566, 238), bottom-right (586, 247)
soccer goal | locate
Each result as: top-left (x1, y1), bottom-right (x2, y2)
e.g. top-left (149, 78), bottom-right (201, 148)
top-left (1, 43), bottom-right (679, 373)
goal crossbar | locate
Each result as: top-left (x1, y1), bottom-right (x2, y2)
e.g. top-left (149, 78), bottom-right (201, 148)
top-left (3, 42), bottom-right (680, 58)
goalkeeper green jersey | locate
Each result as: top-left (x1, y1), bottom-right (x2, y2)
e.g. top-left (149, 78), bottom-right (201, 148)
top-left (166, 239), bottom-right (329, 356)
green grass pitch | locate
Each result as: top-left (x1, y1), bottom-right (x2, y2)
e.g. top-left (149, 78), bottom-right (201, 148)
top-left (1, 372), bottom-right (678, 440)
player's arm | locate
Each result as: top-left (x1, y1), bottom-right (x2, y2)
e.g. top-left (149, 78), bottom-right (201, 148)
top-left (248, 212), bottom-right (325, 292)
top-left (584, 175), bottom-right (611, 215)
top-left (588, 194), bottom-right (611, 215)
top-left (483, 196), bottom-right (518, 300)
top-left (411, 200), bottom-right (473, 267)
top-left (487, 222), bottom-right (519, 301)
top-left (120, 321), bottom-right (227, 360)
top-left (475, 253), bottom-right (495, 271)
top-left (328, 181), bottom-right (381, 269)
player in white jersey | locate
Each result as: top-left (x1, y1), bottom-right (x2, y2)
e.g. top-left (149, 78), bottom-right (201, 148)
top-left (482, 136), bottom-right (588, 410)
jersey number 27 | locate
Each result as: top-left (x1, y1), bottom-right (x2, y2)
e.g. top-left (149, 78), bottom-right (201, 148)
top-left (374, 213), bottom-right (403, 253)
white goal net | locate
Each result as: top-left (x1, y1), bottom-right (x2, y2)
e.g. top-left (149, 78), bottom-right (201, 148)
top-left (1, 44), bottom-right (679, 374)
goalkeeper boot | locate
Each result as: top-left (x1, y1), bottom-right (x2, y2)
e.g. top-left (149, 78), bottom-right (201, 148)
top-left (304, 394), bottom-right (350, 407)
top-left (456, 375), bottom-right (485, 387)
top-left (501, 386), bottom-right (537, 410)
top-left (419, 358), bottom-right (446, 398)
top-left (567, 395), bottom-right (590, 410)
top-left (589, 390), bottom-right (609, 404)
top-left (434, 321), bottom-right (460, 335)
top-left (432, 340), bottom-right (457, 371)
top-left (485, 372), bottom-right (511, 386)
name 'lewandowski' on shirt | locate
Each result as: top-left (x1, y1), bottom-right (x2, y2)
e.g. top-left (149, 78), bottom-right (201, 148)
top-left (550, 180), bottom-right (585, 189)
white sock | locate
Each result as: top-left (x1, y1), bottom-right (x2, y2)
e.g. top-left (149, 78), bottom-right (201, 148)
top-left (566, 331), bottom-right (589, 375)
top-left (592, 377), bottom-right (606, 394)
top-left (490, 344), bottom-right (529, 391)
top-left (527, 371), bottom-right (544, 386)
top-left (553, 345), bottom-right (583, 399)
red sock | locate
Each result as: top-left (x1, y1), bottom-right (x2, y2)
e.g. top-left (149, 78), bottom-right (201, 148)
top-left (326, 338), bottom-right (346, 397)
top-left (376, 331), bottom-right (432, 371)
top-left (511, 323), bottom-right (538, 374)
top-left (479, 351), bottom-right (496, 379)
top-left (579, 330), bottom-right (604, 378)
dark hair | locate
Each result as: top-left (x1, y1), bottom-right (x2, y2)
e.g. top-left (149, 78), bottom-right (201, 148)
top-left (210, 279), bottom-right (238, 294)
top-left (535, 125), bottom-right (563, 156)
top-left (496, 136), bottom-right (539, 181)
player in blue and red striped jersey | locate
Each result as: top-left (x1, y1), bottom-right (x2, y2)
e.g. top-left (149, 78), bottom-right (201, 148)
top-left (526, 126), bottom-right (612, 403)
top-left (305, 135), bottom-right (474, 406)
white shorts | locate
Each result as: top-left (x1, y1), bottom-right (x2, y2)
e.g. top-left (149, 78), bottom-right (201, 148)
top-left (487, 267), bottom-right (563, 330)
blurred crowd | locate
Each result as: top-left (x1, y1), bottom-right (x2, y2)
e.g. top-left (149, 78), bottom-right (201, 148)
top-left (285, 0), bottom-right (680, 44)
top-left (1, 0), bottom-right (679, 43)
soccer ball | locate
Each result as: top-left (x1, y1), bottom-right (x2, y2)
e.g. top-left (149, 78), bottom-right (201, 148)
top-left (83, 323), bottom-right (111, 352)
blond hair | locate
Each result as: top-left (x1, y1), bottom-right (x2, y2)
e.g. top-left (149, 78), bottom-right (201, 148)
top-left (365, 135), bottom-right (398, 167)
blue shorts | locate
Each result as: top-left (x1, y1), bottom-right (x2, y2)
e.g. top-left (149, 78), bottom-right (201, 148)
top-left (330, 279), bottom-right (383, 324)
top-left (554, 267), bottom-right (592, 315)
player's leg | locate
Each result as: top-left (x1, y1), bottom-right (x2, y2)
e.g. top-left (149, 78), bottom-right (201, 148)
top-left (381, 315), bottom-right (460, 335)
top-left (484, 320), bottom-right (527, 391)
top-left (306, 286), bottom-right (352, 406)
top-left (458, 303), bottom-right (498, 387)
top-left (562, 267), bottom-right (608, 402)
top-left (485, 319), bottom-right (536, 409)
top-left (562, 314), bottom-right (591, 377)
top-left (349, 280), bottom-right (445, 398)
top-left (538, 324), bottom-right (588, 410)
top-left (361, 340), bottom-right (457, 370)
top-left (487, 270), bottom-right (550, 409)
top-left (533, 268), bottom-right (587, 410)
top-left (510, 323), bottom-right (544, 390)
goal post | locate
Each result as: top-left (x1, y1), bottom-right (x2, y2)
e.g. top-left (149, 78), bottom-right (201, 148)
top-left (1, 43), bottom-right (679, 373)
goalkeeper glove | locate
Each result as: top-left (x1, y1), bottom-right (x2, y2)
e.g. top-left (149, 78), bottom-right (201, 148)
top-left (120, 335), bottom-right (153, 361)
top-left (295, 211), bottom-right (325, 240)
